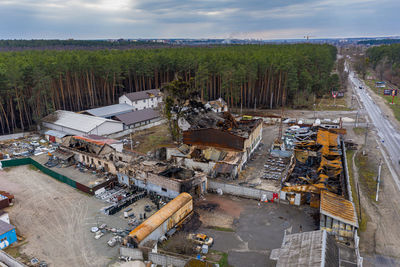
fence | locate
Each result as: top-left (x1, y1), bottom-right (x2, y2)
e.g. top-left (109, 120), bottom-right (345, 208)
top-left (148, 252), bottom-right (187, 267)
top-left (208, 180), bottom-right (277, 200)
top-left (0, 157), bottom-right (112, 195)
top-left (0, 132), bottom-right (33, 141)
top-left (0, 250), bottom-right (27, 267)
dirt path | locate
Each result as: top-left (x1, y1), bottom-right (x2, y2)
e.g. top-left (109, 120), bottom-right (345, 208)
top-left (349, 130), bottom-right (400, 263)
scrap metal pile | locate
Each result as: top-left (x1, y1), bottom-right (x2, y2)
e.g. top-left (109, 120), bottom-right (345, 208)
top-left (282, 128), bottom-right (343, 195)
top-left (263, 156), bottom-right (288, 180)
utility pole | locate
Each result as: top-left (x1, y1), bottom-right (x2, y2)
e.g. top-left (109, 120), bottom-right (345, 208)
top-left (376, 159), bottom-right (382, 202)
top-left (354, 109), bottom-right (359, 128)
top-left (364, 122), bottom-right (369, 146)
top-left (357, 182), bottom-right (362, 221)
top-left (130, 132), bottom-right (133, 150)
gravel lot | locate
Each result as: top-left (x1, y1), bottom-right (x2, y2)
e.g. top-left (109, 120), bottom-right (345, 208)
top-left (0, 165), bottom-right (154, 267)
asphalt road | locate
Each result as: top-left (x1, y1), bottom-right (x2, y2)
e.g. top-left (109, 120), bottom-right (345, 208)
top-left (348, 66), bottom-right (400, 191)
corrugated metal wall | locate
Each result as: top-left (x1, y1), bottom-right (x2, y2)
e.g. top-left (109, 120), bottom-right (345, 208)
top-left (183, 128), bottom-right (244, 151)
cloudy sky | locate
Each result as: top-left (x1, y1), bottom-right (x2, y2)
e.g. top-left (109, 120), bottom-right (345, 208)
top-left (0, 0), bottom-right (399, 39)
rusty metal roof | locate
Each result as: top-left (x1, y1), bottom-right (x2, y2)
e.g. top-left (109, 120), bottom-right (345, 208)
top-left (128, 193), bottom-right (192, 243)
top-left (320, 191), bottom-right (358, 227)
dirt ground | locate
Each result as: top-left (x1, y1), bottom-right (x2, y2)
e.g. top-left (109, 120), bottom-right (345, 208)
top-left (0, 166), bottom-right (155, 267)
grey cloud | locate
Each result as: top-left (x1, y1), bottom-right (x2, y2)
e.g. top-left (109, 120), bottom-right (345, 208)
top-left (0, 0), bottom-right (399, 39)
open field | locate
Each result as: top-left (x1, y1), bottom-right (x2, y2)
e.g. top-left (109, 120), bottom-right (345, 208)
top-left (123, 123), bottom-right (173, 154)
top-left (0, 165), bottom-right (154, 267)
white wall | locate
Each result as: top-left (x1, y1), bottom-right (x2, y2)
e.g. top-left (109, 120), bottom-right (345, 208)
top-left (119, 95), bottom-right (163, 111)
top-left (0, 213), bottom-right (10, 224)
top-left (87, 121), bottom-right (124, 136)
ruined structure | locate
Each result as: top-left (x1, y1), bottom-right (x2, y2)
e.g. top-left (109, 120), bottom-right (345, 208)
top-left (118, 162), bottom-right (207, 198)
top-left (169, 111), bottom-right (262, 179)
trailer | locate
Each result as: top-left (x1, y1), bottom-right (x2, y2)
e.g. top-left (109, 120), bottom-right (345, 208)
top-left (126, 192), bottom-right (193, 247)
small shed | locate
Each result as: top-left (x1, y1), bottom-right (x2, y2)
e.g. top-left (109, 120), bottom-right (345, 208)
top-left (0, 211), bottom-right (10, 224)
top-left (45, 130), bottom-right (69, 143)
top-left (0, 220), bottom-right (17, 249)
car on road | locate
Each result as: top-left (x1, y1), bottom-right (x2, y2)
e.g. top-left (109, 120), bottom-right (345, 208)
top-left (188, 233), bottom-right (213, 246)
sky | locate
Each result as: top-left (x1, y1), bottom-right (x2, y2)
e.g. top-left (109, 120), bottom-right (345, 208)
top-left (0, 0), bottom-right (399, 40)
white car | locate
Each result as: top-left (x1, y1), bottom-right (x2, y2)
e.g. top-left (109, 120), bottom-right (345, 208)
top-left (94, 231), bottom-right (104, 239)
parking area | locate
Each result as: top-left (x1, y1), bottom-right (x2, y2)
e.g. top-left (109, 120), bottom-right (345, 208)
top-left (0, 166), bottom-right (156, 267)
top-left (168, 194), bottom-right (318, 267)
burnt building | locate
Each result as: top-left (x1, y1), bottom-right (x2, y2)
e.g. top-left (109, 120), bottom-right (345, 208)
top-left (118, 161), bottom-right (207, 198)
top-left (173, 112), bottom-right (262, 179)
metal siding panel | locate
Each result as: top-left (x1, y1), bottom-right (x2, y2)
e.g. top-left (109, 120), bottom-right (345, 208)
top-left (183, 129), bottom-right (244, 150)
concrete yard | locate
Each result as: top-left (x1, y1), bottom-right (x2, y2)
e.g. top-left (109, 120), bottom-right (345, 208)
top-left (34, 153), bottom-right (110, 188)
top-left (0, 165), bottom-right (155, 267)
top-left (197, 194), bottom-right (318, 267)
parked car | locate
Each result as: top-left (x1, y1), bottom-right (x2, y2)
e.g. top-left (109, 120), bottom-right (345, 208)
top-left (94, 231), bottom-right (104, 239)
top-left (188, 233), bottom-right (213, 246)
top-left (30, 141), bottom-right (40, 146)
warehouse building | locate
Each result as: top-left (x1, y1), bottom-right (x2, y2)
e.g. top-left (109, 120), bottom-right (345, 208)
top-left (41, 110), bottom-right (124, 136)
top-left (119, 89), bottom-right (163, 111)
top-left (118, 162), bottom-right (207, 199)
top-left (0, 220), bottom-right (17, 250)
top-left (320, 190), bottom-right (358, 240)
top-left (84, 103), bottom-right (134, 119)
top-left (270, 230), bottom-right (339, 267)
top-left (115, 109), bottom-right (161, 130)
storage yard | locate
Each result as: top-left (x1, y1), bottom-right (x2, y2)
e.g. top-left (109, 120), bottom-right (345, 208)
top-left (0, 166), bottom-right (156, 266)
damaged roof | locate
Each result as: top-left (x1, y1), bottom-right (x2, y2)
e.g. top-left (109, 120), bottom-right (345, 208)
top-left (271, 230), bottom-right (339, 267)
top-left (185, 111), bottom-right (262, 138)
top-left (73, 135), bottom-right (120, 146)
top-left (320, 190), bottom-right (358, 227)
top-left (115, 109), bottom-right (159, 126)
top-left (123, 89), bottom-right (161, 102)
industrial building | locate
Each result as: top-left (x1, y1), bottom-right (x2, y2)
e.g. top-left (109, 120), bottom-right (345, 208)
top-left (84, 103), bottom-right (135, 119)
top-left (115, 109), bottom-right (161, 130)
top-left (0, 220), bottom-right (17, 250)
top-left (119, 89), bottom-right (163, 111)
top-left (41, 110), bottom-right (124, 136)
top-left (270, 230), bottom-right (339, 267)
top-left (118, 162), bottom-right (207, 199)
top-left (320, 190), bottom-right (358, 240)
top-left (126, 192), bottom-right (193, 247)
top-left (170, 111), bottom-right (262, 179)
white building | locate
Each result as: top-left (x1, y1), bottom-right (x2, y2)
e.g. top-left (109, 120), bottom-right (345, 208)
top-left (205, 98), bottom-right (228, 113)
top-left (119, 89), bottom-right (162, 111)
top-left (41, 110), bottom-right (124, 136)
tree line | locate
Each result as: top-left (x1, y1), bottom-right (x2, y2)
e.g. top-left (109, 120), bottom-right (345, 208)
top-left (0, 44), bottom-right (337, 134)
top-left (366, 44), bottom-right (400, 84)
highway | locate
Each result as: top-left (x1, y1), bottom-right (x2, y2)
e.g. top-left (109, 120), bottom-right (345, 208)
top-left (348, 65), bottom-right (400, 190)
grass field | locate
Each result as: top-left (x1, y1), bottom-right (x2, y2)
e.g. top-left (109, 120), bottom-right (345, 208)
top-left (124, 123), bottom-right (173, 154)
top-left (346, 150), bottom-right (367, 232)
top-left (365, 79), bottom-right (400, 122)
top-left (355, 149), bottom-right (378, 202)
top-left (316, 93), bottom-right (351, 111)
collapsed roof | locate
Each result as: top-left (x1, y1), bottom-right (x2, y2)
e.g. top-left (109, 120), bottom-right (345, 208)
top-left (185, 111), bottom-right (262, 139)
